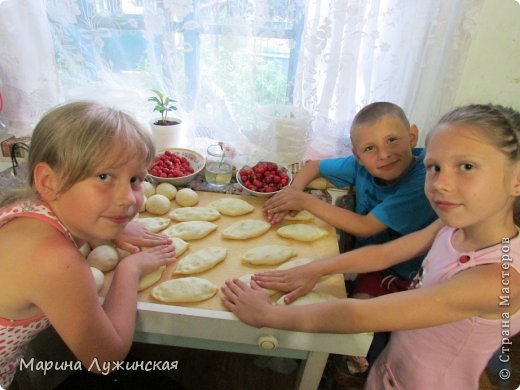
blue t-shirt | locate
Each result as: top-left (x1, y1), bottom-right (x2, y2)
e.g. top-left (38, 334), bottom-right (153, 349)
top-left (319, 148), bottom-right (437, 280)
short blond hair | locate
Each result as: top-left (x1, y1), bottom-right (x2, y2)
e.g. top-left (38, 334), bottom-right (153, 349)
top-left (352, 102), bottom-right (410, 130)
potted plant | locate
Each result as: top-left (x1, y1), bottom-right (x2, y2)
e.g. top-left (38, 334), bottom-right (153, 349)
top-left (148, 89), bottom-right (183, 148)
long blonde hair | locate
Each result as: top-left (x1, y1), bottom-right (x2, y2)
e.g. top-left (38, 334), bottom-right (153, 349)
top-left (1, 101), bottom-right (155, 206)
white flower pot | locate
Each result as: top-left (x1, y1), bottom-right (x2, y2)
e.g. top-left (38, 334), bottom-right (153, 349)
top-left (150, 117), bottom-right (183, 150)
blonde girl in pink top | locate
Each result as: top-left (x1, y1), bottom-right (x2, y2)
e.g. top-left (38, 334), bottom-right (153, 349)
top-left (0, 102), bottom-right (176, 388)
top-left (222, 104), bottom-right (520, 389)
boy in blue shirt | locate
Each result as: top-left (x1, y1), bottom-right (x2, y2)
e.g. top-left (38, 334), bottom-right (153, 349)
top-left (264, 102), bottom-right (436, 292)
top-left (263, 102), bottom-right (437, 372)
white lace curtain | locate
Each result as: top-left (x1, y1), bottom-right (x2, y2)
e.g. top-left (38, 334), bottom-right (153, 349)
top-left (0, 0), bottom-right (484, 161)
top-left (296, 0), bottom-right (484, 155)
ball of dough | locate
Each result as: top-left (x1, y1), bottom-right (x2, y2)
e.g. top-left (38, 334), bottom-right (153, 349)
top-left (87, 245), bottom-right (120, 272)
top-left (175, 188), bottom-right (199, 207)
top-left (90, 267), bottom-right (105, 292)
top-left (146, 194), bottom-right (171, 215)
top-left (139, 197), bottom-right (147, 212)
top-left (79, 243), bottom-right (91, 258)
top-left (143, 181), bottom-right (156, 197)
top-left (156, 183), bottom-right (177, 200)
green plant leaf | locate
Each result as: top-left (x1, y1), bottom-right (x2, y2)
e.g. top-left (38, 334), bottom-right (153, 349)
top-left (151, 89), bottom-right (164, 100)
top-left (150, 89), bottom-right (177, 121)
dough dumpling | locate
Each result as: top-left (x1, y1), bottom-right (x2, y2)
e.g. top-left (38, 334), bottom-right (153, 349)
top-left (242, 245), bottom-right (297, 265)
top-left (174, 246), bottom-right (227, 275)
top-left (136, 238), bottom-right (188, 291)
top-left (276, 291), bottom-right (338, 305)
top-left (169, 207), bottom-right (220, 222)
top-left (138, 266), bottom-right (165, 291)
top-left (222, 219), bottom-right (270, 240)
top-left (143, 181), bottom-right (156, 197)
top-left (238, 274), bottom-right (277, 296)
top-left (283, 210), bottom-right (314, 221)
top-left (90, 267), bottom-right (104, 292)
top-left (156, 182), bottom-right (177, 200)
top-left (218, 273), bottom-right (276, 299)
top-left (175, 188), bottom-right (199, 207)
top-left (146, 194), bottom-right (171, 215)
top-left (171, 237), bottom-right (189, 257)
top-left (161, 221), bottom-right (217, 240)
top-left (87, 245), bottom-right (120, 272)
top-left (132, 217), bottom-right (170, 232)
top-left (152, 277), bottom-right (218, 303)
top-left (208, 198), bottom-right (254, 216)
top-left (276, 224), bottom-right (328, 242)
top-left (276, 258), bottom-right (313, 270)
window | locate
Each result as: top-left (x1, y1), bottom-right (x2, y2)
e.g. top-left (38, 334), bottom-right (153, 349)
top-left (48, 0), bottom-right (305, 137)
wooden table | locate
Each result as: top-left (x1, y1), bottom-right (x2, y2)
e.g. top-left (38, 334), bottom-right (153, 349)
top-left (104, 191), bottom-right (372, 390)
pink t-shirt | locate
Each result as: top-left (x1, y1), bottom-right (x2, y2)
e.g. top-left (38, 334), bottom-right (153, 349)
top-left (366, 226), bottom-right (520, 390)
top-left (0, 199), bottom-right (75, 388)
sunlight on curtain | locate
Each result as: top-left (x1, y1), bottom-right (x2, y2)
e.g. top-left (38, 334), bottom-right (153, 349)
top-left (46, 0), bottom-right (305, 162)
top-left (0, 0), bottom-right (60, 136)
top-left (0, 0), bottom-right (484, 163)
top-left (294, 0), bottom-right (485, 157)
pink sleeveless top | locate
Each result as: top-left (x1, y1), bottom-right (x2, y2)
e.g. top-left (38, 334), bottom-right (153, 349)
top-left (366, 226), bottom-right (520, 389)
top-left (0, 199), bottom-right (75, 388)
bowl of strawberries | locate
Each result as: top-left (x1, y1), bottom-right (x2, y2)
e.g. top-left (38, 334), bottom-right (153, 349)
top-left (236, 161), bottom-right (292, 197)
top-left (148, 148), bottom-right (206, 186)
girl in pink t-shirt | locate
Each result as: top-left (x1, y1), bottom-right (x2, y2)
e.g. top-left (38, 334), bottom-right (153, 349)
top-left (0, 102), bottom-right (176, 388)
top-left (222, 104), bottom-right (520, 389)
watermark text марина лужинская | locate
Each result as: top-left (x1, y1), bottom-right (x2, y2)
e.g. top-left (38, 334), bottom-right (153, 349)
top-left (19, 357), bottom-right (178, 376)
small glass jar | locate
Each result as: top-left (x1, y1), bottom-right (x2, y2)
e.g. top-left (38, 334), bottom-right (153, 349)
top-left (204, 143), bottom-right (233, 186)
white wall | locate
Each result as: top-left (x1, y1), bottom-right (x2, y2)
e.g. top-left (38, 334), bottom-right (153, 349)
top-left (454, 0), bottom-right (520, 110)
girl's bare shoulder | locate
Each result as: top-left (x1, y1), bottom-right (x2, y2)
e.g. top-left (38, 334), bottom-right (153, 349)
top-left (0, 217), bottom-right (88, 319)
top-left (1, 217), bottom-right (85, 277)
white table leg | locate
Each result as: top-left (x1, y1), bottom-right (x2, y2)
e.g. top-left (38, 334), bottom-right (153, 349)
top-left (294, 351), bottom-right (329, 390)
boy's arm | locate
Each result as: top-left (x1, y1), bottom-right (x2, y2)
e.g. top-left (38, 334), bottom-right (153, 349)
top-left (289, 160), bottom-right (321, 191)
top-left (263, 160), bottom-right (322, 223)
top-left (265, 159), bottom-right (386, 235)
top-left (265, 189), bottom-right (387, 236)
top-left (301, 197), bottom-right (387, 237)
